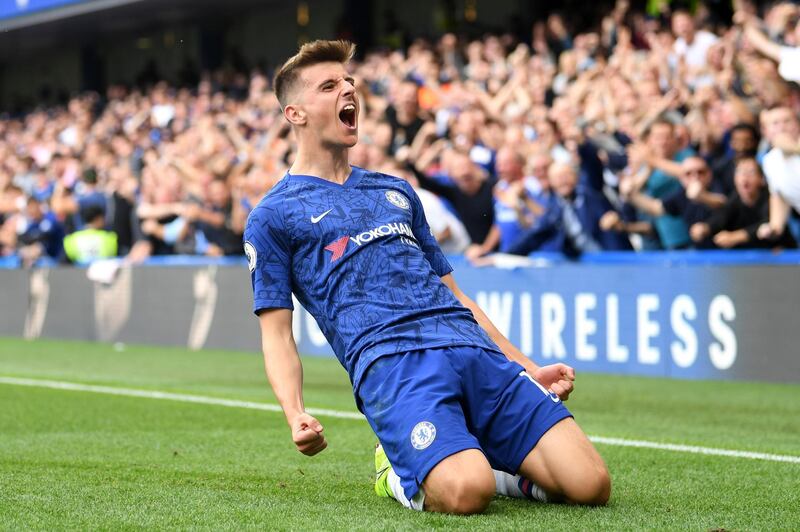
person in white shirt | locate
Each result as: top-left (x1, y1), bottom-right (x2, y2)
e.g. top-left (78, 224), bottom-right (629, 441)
top-left (414, 186), bottom-right (472, 255)
top-left (390, 165), bottom-right (472, 254)
top-left (670, 10), bottom-right (719, 71)
top-left (758, 107), bottom-right (800, 240)
top-left (735, 8), bottom-right (800, 84)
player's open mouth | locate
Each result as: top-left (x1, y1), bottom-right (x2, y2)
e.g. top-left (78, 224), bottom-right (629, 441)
top-left (339, 103), bottom-right (357, 130)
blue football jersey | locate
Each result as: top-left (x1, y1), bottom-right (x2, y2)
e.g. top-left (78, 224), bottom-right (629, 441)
top-left (244, 166), bottom-right (499, 390)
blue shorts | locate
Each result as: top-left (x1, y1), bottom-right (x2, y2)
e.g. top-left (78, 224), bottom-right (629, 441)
top-left (357, 346), bottom-right (573, 499)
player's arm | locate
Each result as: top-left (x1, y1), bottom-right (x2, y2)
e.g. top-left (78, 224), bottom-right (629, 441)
top-left (405, 178), bottom-right (574, 397)
top-left (259, 308), bottom-right (327, 456)
top-left (440, 273), bottom-right (575, 399)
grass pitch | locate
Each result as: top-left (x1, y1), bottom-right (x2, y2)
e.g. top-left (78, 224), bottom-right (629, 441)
top-left (1, 338), bottom-right (799, 530)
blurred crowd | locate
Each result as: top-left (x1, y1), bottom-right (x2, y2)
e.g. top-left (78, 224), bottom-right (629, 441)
top-left (2, 0), bottom-right (800, 267)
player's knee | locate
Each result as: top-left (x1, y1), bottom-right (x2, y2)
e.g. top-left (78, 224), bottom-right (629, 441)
top-left (569, 464), bottom-right (611, 506)
top-left (438, 470), bottom-right (495, 515)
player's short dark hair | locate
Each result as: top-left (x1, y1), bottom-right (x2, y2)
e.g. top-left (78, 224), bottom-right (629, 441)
top-left (273, 40), bottom-right (356, 110)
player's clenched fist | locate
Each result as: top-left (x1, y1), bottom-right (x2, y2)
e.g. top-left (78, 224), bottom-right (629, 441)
top-left (291, 412), bottom-right (328, 456)
top-left (534, 363), bottom-right (576, 401)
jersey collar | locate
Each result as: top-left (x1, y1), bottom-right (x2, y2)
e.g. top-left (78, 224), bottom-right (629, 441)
top-left (287, 165), bottom-right (365, 189)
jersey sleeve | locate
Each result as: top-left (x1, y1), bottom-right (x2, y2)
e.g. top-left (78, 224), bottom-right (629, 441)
top-left (405, 182), bottom-right (453, 277)
top-left (244, 203), bottom-right (294, 314)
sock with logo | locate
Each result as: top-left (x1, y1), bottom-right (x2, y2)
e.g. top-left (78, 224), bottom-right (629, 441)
top-left (387, 469), bottom-right (425, 511)
top-left (376, 444), bottom-right (425, 511)
top-left (493, 470), bottom-right (548, 502)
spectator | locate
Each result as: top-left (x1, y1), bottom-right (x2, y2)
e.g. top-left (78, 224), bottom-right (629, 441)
top-left (386, 79), bottom-right (426, 155)
top-left (625, 118), bottom-right (696, 249)
top-left (736, 6), bottom-right (800, 84)
top-left (185, 178), bottom-right (243, 257)
top-left (691, 157), bottom-right (796, 249)
top-left (413, 146), bottom-right (495, 244)
top-left (63, 205), bottom-right (118, 264)
top-left (394, 165), bottom-right (471, 254)
top-left (711, 123), bottom-right (760, 196)
top-left (524, 152), bottom-right (554, 197)
top-left (506, 162), bottom-right (631, 257)
top-left (2, 197), bottom-right (64, 267)
top-left (758, 106), bottom-right (800, 242)
top-left (106, 163), bottom-right (140, 256)
top-left (1, 1), bottom-right (799, 265)
top-left (619, 157), bottom-right (725, 249)
top-left (466, 147), bottom-right (545, 260)
top-left (51, 167), bottom-right (106, 232)
top-left (670, 9), bottom-right (719, 75)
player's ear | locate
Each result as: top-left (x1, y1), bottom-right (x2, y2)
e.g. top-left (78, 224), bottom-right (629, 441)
top-left (284, 104), bottom-right (306, 126)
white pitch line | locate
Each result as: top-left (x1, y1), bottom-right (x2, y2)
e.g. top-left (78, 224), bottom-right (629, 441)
top-left (588, 436), bottom-right (800, 464)
top-left (0, 376), bottom-right (364, 421)
top-left (1, 375), bottom-right (798, 465)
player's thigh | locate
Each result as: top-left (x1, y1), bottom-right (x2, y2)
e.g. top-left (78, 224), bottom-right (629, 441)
top-left (457, 348), bottom-right (572, 474)
top-left (518, 417), bottom-right (611, 506)
top-left (359, 351), bottom-right (483, 502)
top-left (422, 448), bottom-right (495, 515)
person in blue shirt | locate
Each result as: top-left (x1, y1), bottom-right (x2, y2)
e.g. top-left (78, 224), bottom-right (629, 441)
top-left (505, 162), bottom-right (632, 257)
top-left (13, 196), bottom-right (64, 267)
top-left (465, 147), bottom-right (546, 261)
top-left (51, 167), bottom-right (107, 233)
top-left (244, 40), bottom-right (610, 515)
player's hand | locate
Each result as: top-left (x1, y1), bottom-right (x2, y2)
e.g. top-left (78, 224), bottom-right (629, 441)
top-left (533, 363), bottom-right (575, 401)
top-left (290, 413), bottom-right (328, 456)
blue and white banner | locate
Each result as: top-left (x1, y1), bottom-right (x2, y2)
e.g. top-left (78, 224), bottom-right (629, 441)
top-left (1, 258), bottom-right (798, 383)
top-left (290, 260), bottom-right (800, 382)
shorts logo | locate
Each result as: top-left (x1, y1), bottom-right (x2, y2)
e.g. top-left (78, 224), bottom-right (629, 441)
top-left (410, 421), bottom-right (436, 450)
top-left (244, 241), bottom-right (257, 272)
top-left (385, 190), bottom-right (410, 210)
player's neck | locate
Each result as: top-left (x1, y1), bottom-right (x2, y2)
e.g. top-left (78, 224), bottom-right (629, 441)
top-left (291, 145), bottom-right (351, 184)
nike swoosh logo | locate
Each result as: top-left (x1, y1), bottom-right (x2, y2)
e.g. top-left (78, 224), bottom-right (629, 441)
top-left (310, 209), bottom-right (333, 223)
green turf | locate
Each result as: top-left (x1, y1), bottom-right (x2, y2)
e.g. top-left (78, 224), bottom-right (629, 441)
top-left (1, 337), bottom-right (799, 530)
